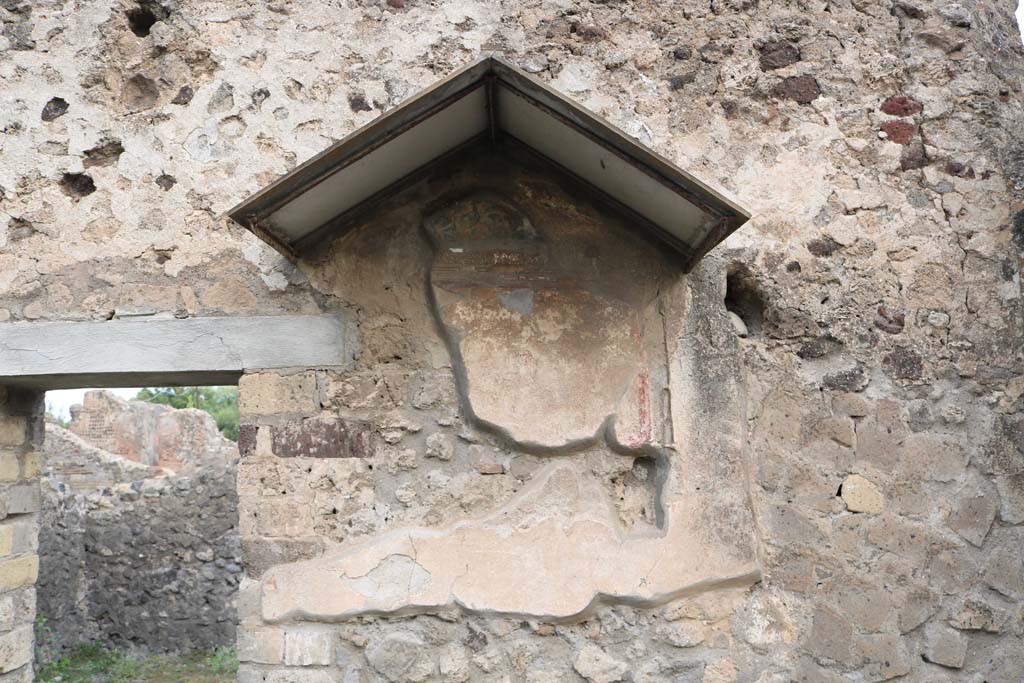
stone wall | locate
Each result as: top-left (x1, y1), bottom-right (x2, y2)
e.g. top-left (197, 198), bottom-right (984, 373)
top-left (68, 390), bottom-right (238, 474)
top-left (43, 420), bottom-right (164, 492)
top-left (2, 0), bottom-right (1024, 681)
top-left (231, 149), bottom-right (766, 683)
top-left (35, 394), bottom-right (241, 658)
top-left (37, 460), bottom-right (240, 656)
top-left (0, 388), bottom-right (43, 683)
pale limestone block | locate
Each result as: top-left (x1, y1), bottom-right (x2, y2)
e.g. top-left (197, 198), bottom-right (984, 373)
top-left (982, 544), bottom-right (1024, 597)
top-left (900, 433), bottom-right (967, 483)
top-left (424, 432), bottom-right (453, 461)
top-left (236, 578), bottom-right (262, 624)
top-left (855, 632), bottom-right (911, 680)
top-left (656, 620), bottom-right (705, 648)
top-left (0, 663), bottom-right (32, 683)
top-left (284, 629), bottom-right (334, 666)
top-left (946, 474), bottom-right (998, 547)
top-left (841, 474), bottom-right (884, 514)
top-left (835, 187), bottom-right (886, 212)
top-left (0, 625), bottom-right (32, 673)
top-left (732, 591), bottom-right (797, 648)
top-left (923, 623), bottom-right (967, 668)
top-left (439, 643), bottom-right (470, 682)
top-left (3, 486), bottom-right (39, 515)
top-left (264, 669), bottom-right (342, 683)
top-left (257, 499), bottom-right (314, 538)
top-left (366, 632), bottom-right (436, 682)
top-left (394, 483), bottom-right (417, 505)
top-left (703, 658), bottom-right (738, 683)
top-left (0, 593), bottom-right (12, 631)
top-left (948, 594), bottom-right (1010, 632)
top-left (728, 311), bottom-right (748, 337)
top-left (898, 585), bottom-right (938, 633)
top-left (8, 589), bottom-right (32, 629)
top-left (573, 644), bottom-right (628, 683)
top-left (255, 425), bottom-right (275, 458)
top-left (995, 473), bottom-right (1024, 524)
top-left (471, 647), bottom-right (503, 674)
top-left (831, 393), bottom-right (870, 418)
top-left (237, 627), bottom-right (284, 664)
top-left (0, 519), bottom-right (34, 558)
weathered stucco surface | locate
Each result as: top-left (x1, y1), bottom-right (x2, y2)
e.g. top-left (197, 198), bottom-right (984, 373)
top-left (2, 0), bottom-right (1024, 681)
top-left (424, 191), bottom-right (663, 451)
top-left (250, 151), bottom-right (761, 628)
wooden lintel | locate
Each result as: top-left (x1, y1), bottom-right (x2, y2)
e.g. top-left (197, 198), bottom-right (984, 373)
top-left (0, 315), bottom-right (352, 390)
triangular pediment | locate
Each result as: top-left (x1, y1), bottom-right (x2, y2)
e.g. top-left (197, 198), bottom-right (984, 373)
top-left (227, 55), bottom-right (749, 271)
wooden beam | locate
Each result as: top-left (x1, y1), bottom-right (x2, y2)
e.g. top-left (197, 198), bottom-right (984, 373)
top-left (0, 315), bottom-right (352, 390)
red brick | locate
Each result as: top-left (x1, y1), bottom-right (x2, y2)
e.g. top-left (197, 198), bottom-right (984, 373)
top-left (270, 417), bottom-right (372, 458)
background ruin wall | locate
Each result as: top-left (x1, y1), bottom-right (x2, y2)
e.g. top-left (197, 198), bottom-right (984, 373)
top-left (67, 390), bottom-right (238, 474)
top-left (2, 0), bottom-right (1024, 682)
top-left (37, 465), bottom-right (240, 658)
top-left (36, 405), bottom-right (240, 660)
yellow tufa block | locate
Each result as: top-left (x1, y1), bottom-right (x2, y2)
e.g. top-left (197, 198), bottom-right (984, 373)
top-left (0, 417), bottom-right (25, 449)
top-left (18, 453), bottom-right (42, 480)
top-left (0, 453), bottom-right (18, 483)
top-left (0, 525), bottom-right (13, 557)
top-left (0, 555), bottom-right (38, 593)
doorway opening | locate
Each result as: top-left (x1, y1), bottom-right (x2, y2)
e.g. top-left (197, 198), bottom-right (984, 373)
top-left (34, 386), bottom-right (241, 683)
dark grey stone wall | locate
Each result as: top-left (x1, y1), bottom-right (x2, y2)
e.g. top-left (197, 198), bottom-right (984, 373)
top-left (37, 469), bottom-right (240, 655)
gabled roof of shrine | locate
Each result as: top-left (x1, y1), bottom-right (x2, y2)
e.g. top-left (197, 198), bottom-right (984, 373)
top-left (226, 55), bottom-right (750, 271)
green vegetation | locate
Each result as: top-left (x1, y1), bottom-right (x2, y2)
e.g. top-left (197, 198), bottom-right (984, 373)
top-left (35, 614), bottom-right (59, 672)
top-left (35, 644), bottom-right (237, 683)
top-left (44, 403), bottom-right (70, 428)
top-left (133, 386), bottom-right (240, 441)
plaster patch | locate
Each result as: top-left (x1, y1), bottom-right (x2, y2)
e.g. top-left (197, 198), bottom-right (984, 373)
top-left (348, 554), bottom-right (432, 604)
top-left (423, 193), bottom-right (653, 450)
top-left (260, 462), bottom-right (760, 622)
top-left (258, 173), bottom-right (758, 624)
